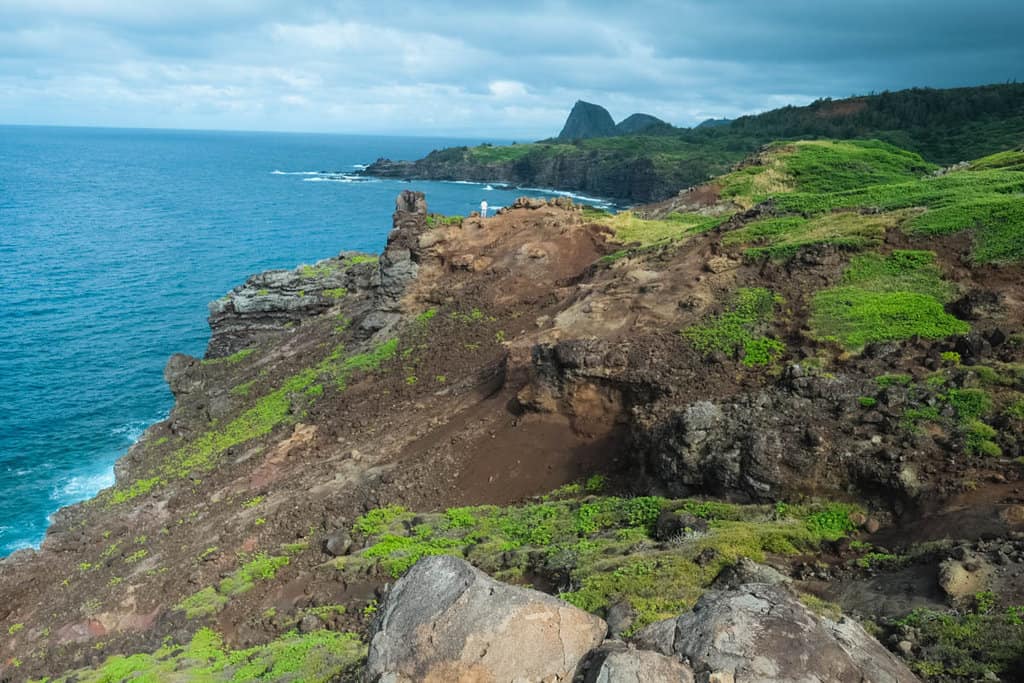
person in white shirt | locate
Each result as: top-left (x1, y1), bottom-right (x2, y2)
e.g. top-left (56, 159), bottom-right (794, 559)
top-left (480, 200), bottom-right (488, 218)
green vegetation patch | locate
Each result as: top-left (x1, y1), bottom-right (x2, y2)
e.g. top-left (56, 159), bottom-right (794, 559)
top-left (425, 214), bottom-right (464, 229)
top-left (894, 603), bottom-right (1024, 679)
top-left (176, 553), bottom-right (290, 618)
top-left (908, 195), bottom-right (1024, 264)
top-left (336, 495), bottom-right (860, 634)
top-left (201, 347), bottom-right (256, 366)
top-left (774, 140), bottom-right (934, 194)
top-left (969, 149), bottom-right (1024, 172)
top-left (772, 166), bottom-right (1024, 264)
top-left (297, 262), bottom-right (339, 279)
top-left (596, 210), bottom-right (725, 250)
top-left (681, 287), bottom-right (785, 366)
top-left (46, 626), bottom-right (365, 683)
top-left (343, 254), bottom-right (378, 267)
top-left (716, 140), bottom-right (933, 208)
top-left (809, 250), bottom-right (968, 350)
top-left (723, 211), bottom-right (906, 260)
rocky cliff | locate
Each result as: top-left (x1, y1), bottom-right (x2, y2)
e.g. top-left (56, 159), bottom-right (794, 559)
top-left (2, 141), bottom-right (1024, 682)
top-left (558, 100), bottom-right (618, 140)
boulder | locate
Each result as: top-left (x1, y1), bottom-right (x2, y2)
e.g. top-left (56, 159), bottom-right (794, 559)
top-left (365, 555), bottom-right (607, 682)
top-left (654, 510), bottom-right (708, 541)
top-left (636, 583), bottom-right (919, 683)
top-left (938, 557), bottom-right (991, 602)
top-left (583, 641), bottom-right (694, 682)
top-left (712, 557), bottom-right (790, 590)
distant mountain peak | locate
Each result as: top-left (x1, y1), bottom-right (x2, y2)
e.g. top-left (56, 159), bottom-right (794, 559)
top-left (615, 113), bottom-right (667, 135)
top-left (557, 101), bottom-right (617, 140)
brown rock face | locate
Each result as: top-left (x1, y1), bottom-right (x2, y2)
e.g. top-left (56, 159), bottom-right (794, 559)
top-left (365, 555), bottom-right (607, 682)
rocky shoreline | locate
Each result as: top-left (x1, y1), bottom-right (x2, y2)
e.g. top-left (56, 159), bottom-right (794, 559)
top-left (2, 135), bottom-right (1023, 682)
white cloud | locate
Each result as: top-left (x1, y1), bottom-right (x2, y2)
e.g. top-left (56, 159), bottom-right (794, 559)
top-left (488, 80), bottom-right (528, 98)
top-left (0, 1), bottom-right (1020, 135)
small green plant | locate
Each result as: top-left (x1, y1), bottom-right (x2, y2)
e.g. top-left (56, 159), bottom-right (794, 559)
top-left (298, 262), bottom-right (338, 279)
top-left (876, 373), bottom-right (913, 387)
top-left (682, 288), bottom-right (785, 366)
top-left (124, 549), bottom-right (148, 564)
top-left (585, 474), bottom-right (607, 493)
top-left (242, 495), bottom-right (265, 509)
top-left (322, 287), bottom-right (348, 300)
top-left (444, 507), bottom-right (477, 529)
top-left (425, 214), bottom-right (464, 229)
top-left (7, 622), bottom-right (24, 635)
top-left (353, 505), bottom-right (408, 536)
top-left (805, 504), bottom-right (857, 541)
top-left (414, 308), bottom-right (438, 325)
top-left (858, 396), bottom-right (877, 408)
top-left (1006, 399), bottom-right (1024, 420)
top-left (941, 351), bottom-right (962, 365)
top-left (964, 419), bottom-right (1002, 457)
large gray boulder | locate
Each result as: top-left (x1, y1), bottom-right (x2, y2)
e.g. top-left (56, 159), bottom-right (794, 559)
top-left (365, 555), bottom-right (608, 682)
top-left (583, 641), bottom-right (694, 682)
top-left (636, 584), bottom-right (919, 683)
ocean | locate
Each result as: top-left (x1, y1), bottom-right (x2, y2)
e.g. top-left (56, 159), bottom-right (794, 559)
top-left (0, 125), bottom-right (615, 556)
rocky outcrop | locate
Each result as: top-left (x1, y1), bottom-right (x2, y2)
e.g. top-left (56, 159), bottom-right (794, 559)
top-left (636, 583), bottom-right (920, 683)
top-left (520, 339), bottom-right (930, 506)
top-left (205, 190), bottom-right (429, 357)
top-left (205, 254), bottom-right (377, 357)
top-left (365, 555), bottom-right (607, 682)
top-left (558, 100), bottom-right (618, 140)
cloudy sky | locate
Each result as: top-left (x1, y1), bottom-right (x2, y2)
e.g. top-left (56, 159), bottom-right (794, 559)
top-left (1, 0), bottom-right (1021, 137)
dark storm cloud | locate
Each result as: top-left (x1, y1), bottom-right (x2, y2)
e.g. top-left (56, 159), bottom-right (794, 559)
top-left (0, 0), bottom-right (1020, 135)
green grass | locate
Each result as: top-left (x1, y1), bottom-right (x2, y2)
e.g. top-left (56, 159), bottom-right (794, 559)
top-left (343, 254), bottom-right (378, 267)
top-left (335, 496), bottom-right (860, 634)
top-left (809, 251), bottom-right (968, 350)
top-left (908, 195), bottom-right (1024, 264)
top-left (425, 214), bottom-right (464, 229)
top-left (969, 149), bottom-right (1024, 172)
top-left (681, 287), bottom-right (786, 366)
top-left (46, 626), bottom-right (365, 682)
top-left (723, 210), bottom-right (908, 260)
top-left (201, 347), bottom-right (256, 366)
top-left (773, 140), bottom-right (935, 194)
top-left (715, 140), bottom-right (934, 208)
top-left (176, 553), bottom-right (290, 618)
top-left (595, 210), bottom-right (725, 249)
top-left (769, 167), bottom-right (1024, 264)
top-left (894, 604), bottom-right (1024, 679)
top-left (297, 262), bottom-right (339, 279)
top-left (321, 287), bottom-right (347, 300)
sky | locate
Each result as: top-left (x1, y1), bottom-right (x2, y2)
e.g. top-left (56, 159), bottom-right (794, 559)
top-left (1, 0), bottom-right (1022, 138)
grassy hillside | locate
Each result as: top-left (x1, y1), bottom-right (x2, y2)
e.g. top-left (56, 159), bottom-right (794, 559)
top-left (591, 141), bottom-right (1024, 351)
top-left (377, 83), bottom-right (1024, 203)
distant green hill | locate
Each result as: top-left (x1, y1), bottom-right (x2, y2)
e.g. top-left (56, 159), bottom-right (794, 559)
top-left (364, 83), bottom-right (1024, 203)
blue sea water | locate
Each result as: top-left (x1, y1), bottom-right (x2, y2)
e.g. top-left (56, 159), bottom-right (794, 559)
top-left (0, 125), bottom-right (615, 556)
